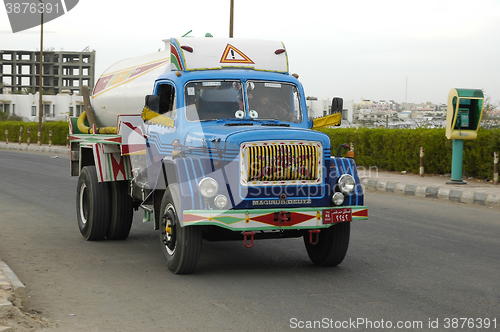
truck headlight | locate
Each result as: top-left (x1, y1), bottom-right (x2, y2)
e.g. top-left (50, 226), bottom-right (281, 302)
top-left (331, 192), bottom-right (344, 206)
top-left (214, 195), bottom-right (228, 209)
top-left (198, 177), bottom-right (218, 198)
top-left (338, 174), bottom-right (355, 194)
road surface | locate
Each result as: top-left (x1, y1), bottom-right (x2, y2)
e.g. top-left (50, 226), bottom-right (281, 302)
top-left (0, 150), bottom-right (498, 331)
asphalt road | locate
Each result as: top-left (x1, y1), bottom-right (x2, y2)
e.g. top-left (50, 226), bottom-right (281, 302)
top-left (0, 150), bottom-right (499, 331)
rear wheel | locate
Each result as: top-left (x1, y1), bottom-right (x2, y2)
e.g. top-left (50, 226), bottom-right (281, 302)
top-left (160, 186), bottom-right (202, 274)
top-left (76, 166), bottom-right (110, 241)
top-left (107, 181), bottom-right (134, 240)
top-left (304, 223), bottom-right (350, 266)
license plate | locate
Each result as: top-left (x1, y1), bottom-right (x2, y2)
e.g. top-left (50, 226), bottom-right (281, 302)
top-left (323, 208), bottom-right (352, 224)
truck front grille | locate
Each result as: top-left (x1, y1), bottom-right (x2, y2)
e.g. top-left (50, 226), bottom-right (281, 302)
top-left (241, 141), bottom-right (323, 185)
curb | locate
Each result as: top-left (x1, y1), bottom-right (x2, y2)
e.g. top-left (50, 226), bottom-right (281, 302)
top-left (0, 260), bottom-right (28, 312)
top-left (362, 178), bottom-right (500, 208)
top-left (0, 143), bottom-right (70, 155)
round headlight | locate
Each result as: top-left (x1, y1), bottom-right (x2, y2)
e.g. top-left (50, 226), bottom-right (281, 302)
top-left (338, 174), bottom-right (355, 194)
top-left (331, 192), bottom-right (344, 206)
top-left (214, 195), bottom-right (228, 209)
top-left (198, 177), bottom-right (219, 198)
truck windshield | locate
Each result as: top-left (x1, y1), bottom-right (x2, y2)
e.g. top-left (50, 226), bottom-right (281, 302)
top-left (246, 81), bottom-right (302, 123)
top-left (185, 80), bottom-right (244, 121)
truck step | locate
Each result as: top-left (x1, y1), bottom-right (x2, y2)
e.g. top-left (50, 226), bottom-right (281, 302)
top-left (140, 204), bottom-right (154, 223)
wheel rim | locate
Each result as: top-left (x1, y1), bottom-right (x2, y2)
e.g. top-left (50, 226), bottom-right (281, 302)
top-left (162, 203), bottom-right (177, 256)
top-left (79, 183), bottom-right (89, 225)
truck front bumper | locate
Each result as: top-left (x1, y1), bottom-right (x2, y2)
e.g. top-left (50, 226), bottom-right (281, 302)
top-left (182, 206), bottom-right (368, 231)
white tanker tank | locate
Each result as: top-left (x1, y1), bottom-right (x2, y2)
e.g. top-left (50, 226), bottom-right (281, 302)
top-left (91, 48), bottom-right (171, 127)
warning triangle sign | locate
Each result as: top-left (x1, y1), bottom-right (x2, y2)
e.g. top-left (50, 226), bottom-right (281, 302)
top-left (220, 44), bottom-right (255, 64)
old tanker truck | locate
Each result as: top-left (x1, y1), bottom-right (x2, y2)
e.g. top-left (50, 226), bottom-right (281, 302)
top-left (69, 38), bottom-right (368, 274)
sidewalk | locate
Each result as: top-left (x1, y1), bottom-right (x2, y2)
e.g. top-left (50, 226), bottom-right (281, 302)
top-left (0, 260), bottom-right (29, 330)
top-left (0, 141), bottom-right (70, 155)
top-left (361, 170), bottom-right (500, 208)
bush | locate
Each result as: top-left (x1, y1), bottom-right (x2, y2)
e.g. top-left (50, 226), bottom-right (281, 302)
top-left (319, 127), bottom-right (500, 179)
top-left (1, 121), bottom-right (499, 179)
top-left (0, 121), bottom-right (69, 146)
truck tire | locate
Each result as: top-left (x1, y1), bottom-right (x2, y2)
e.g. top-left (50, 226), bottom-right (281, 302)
top-left (159, 186), bottom-right (202, 274)
top-left (107, 181), bottom-right (133, 240)
top-left (76, 166), bottom-right (110, 241)
top-left (304, 223), bottom-right (350, 266)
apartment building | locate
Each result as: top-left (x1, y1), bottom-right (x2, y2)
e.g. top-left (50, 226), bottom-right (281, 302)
top-left (0, 49), bottom-right (95, 95)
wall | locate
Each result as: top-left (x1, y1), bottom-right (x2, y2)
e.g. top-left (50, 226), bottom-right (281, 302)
top-left (0, 92), bottom-right (84, 121)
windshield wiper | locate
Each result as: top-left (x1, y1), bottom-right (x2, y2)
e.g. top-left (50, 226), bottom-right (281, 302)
top-left (260, 123), bottom-right (290, 127)
top-left (251, 118), bottom-right (278, 122)
top-left (225, 122), bottom-right (254, 126)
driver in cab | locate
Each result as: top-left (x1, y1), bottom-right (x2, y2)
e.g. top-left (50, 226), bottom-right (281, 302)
top-left (249, 86), bottom-right (296, 122)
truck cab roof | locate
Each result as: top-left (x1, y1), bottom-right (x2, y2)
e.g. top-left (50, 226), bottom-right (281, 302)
top-left (153, 69), bottom-right (310, 130)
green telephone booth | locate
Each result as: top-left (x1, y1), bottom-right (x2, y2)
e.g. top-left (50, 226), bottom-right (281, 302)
top-left (445, 88), bottom-right (484, 184)
top-left (446, 88), bottom-right (484, 140)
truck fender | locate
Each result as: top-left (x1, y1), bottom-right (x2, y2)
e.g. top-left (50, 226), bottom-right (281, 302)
top-left (329, 157), bottom-right (364, 206)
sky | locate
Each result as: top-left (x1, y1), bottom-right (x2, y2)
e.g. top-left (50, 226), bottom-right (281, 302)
top-left (1, 0), bottom-right (500, 106)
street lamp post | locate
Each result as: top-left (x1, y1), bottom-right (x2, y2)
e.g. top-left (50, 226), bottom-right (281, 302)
top-left (38, 0), bottom-right (43, 145)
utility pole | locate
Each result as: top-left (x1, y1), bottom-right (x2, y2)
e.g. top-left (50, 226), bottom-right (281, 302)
top-left (229, 0), bottom-right (234, 38)
top-left (38, 0), bottom-right (43, 146)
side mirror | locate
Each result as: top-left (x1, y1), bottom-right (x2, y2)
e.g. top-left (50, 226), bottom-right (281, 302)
top-left (331, 97), bottom-right (343, 114)
top-left (331, 97), bottom-right (343, 126)
top-left (145, 95), bottom-right (159, 113)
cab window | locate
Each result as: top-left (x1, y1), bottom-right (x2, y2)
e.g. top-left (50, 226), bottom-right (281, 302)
top-left (246, 81), bottom-right (302, 123)
top-left (185, 80), bottom-right (243, 121)
top-left (158, 83), bottom-right (176, 118)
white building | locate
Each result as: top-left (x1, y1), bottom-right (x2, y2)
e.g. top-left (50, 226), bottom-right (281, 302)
top-left (371, 100), bottom-right (396, 112)
top-left (357, 109), bottom-right (394, 121)
top-left (398, 111), bottom-right (411, 119)
top-left (0, 91), bottom-right (84, 121)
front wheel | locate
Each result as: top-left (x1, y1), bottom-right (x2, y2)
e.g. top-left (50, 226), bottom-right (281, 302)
top-left (304, 223), bottom-right (350, 266)
top-left (76, 166), bottom-right (110, 241)
top-left (160, 187), bottom-right (202, 274)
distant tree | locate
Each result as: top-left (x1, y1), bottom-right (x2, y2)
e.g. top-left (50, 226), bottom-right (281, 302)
top-left (24, 87), bottom-right (37, 95)
top-left (9, 114), bottom-right (23, 121)
top-left (482, 95), bottom-right (499, 121)
top-left (0, 111), bottom-right (24, 122)
top-left (0, 110), bottom-right (8, 122)
top-left (484, 95), bottom-right (498, 111)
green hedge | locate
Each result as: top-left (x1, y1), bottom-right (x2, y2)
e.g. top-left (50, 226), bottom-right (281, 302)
top-left (0, 121), bottom-right (69, 145)
top-left (1, 121), bottom-right (499, 179)
top-left (318, 127), bottom-right (500, 179)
